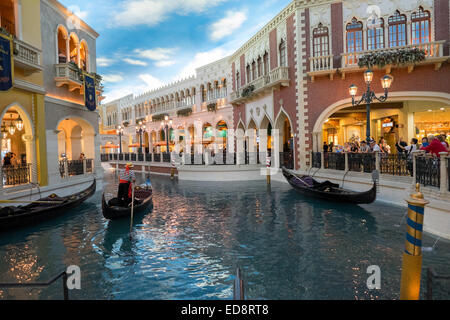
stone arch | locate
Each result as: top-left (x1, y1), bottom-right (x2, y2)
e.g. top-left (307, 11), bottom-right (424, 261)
top-left (274, 108), bottom-right (294, 168)
top-left (80, 39), bottom-right (89, 71)
top-left (56, 25), bottom-right (69, 64)
top-left (56, 116), bottom-right (96, 161)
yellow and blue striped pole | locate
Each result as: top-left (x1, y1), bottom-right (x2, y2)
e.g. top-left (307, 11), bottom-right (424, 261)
top-left (400, 183), bottom-right (429, 300)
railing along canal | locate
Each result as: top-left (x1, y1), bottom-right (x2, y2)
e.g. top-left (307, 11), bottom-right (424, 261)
top-left (348, 153), bottom-right (376, 173)
top-left (379, 153), bottom-right (411, 176)
top-left (426, 268), bottom-right (450, 300)
top-left (324, 152), bottom-right (345, 170)
top-left (1, 164), bottom-right (31, 186)
top-left (311, 152), bottom-right (321, 169)
top-left (416, 156), bottom-right (440, 188)
top-left (0, 271), bottom-right (70, 300)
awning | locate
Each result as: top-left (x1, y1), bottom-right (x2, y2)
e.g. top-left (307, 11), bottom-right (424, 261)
top-left (129, 143), bottom-right (141, 148)
top-left (101, 144), bottom-right (119, 149)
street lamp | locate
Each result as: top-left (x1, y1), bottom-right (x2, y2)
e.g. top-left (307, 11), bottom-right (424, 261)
top-left (160, 116), bottom-right (173, 154)
top-left (135, 121), bottom-right (146, 154)
top-left (349, 70), bottom-right (393, 143)
top-left (117, 125), bottom-right (124, 154)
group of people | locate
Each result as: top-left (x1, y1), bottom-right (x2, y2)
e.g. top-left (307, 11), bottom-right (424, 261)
top-left (2, 152), bottom-right (21, 167)
top-left (324, 133), bottom-right (450, 158)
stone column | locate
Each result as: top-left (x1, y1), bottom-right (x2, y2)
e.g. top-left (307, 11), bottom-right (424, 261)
top-left (226, 128), bottom-right (235, 165)
top-left (344, 152), bottom-right (349, 172)
top-left (273, 129), bottom-right (282, 169)
top-left (174, 128), bottom-right (181, 154)
top-left (236, 129), bottom-right (245, 165)
top-left (375, 151), bottom-right (380, 172)
top-left (439, 152), bottom-right (449, 194)
top-left (247, 129), bottom-right (257, 165)
top-left (259, 129), bottom-right (268, 166)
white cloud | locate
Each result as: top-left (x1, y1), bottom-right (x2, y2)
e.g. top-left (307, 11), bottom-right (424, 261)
top-left (139, 74), bottom-right (165, 89)
top-left (123, 58), bottom-right (148, 66)
top-left (97, 57), bottom-right (115, 67)
top-left (135, 48), bottom-right (176, 61)
top-left (155, 60), bottom-right (176, 67)
top-left (210, 10), bottom-right (247, 41)
top-left (102, 75), bottom-right (124, 83)
top-left (113, 0), bottom-right (227, 27)
top-left (177, 47), bottom-right (231, 79)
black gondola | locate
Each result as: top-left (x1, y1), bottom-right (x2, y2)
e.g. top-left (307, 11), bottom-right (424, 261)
top-left (282, 167), bottom-right (377, 204)
top-left (0, 179), bottom-right (96, 231)
top-left (102, 187), bottom-right (153, 220)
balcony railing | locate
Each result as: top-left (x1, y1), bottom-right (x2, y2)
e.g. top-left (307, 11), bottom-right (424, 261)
top-left (341, 41), bottom-right (446, 69)
top-left (379, 153), bottom-right (411, 176)
top-left (309, 55), bottom-right (334, 72)
top-left (230, 66), bottom-right (289, 103)
top-left (55, 63), bottom-right (102, 94)
top-left (59, 159), bottom-right (95, 178)
top-left (1, 164), bottom-right (31, 187)
top-left (13, 39), bottom-right (42, 74)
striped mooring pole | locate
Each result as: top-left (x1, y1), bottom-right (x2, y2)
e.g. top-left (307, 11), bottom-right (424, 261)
top-left (266, 156), bottom-right (271, 185)
top-left (400, 183), bottom-right (429, 300)
top-left (171, 158), bottom-right (175, 179)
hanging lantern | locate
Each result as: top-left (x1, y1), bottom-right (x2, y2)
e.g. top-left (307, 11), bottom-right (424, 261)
top-left (15, 115), bottom-right (24, 132)
top-left (8, 115), bottom-right (16, 136)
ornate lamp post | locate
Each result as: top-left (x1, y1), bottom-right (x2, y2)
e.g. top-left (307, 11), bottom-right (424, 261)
top-left (349, 70), bottom-right (393, 143)
top-left (160, 116), bottom-right (173, 154)
top-left (117, 125), bottom-right (124, 154)
top-left (135, 121), bottom-right (146, 154)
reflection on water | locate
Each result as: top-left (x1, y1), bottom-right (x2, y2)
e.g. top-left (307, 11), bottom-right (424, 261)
top-left (0, 171), bottom-right (449, 300)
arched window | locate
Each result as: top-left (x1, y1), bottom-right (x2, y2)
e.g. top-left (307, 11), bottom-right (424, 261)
top-left (69, 33), bottom-right (79, 65)
top-left (251, 61), bottom-right (256, 80)
top-left (221, 78), bottom-right (227, 97)
top-left (246, 64), bottom-right (251, 83)
top-left (257, 57), bottom-right (262, 78)
top-left (80, 41), bottom-right (88, 71)
top-left (57, 26), bottom-right (68, 63)
top-left (388, 11), bottom-right (407, 47)
top-left (367, 18), bottom-right (384, 50)
top-left (346, 18), bottom-right (363, 53)
top-left (313, 23), bottom-right (329, 57)
top-left (279, 39), bottom-right (287, 67)
top-left (0, 1), bottom-right (16, 36)
top-left (263, 52), bottom-right (269, 75)
top-left (411, 6), bottom-right (431, 44)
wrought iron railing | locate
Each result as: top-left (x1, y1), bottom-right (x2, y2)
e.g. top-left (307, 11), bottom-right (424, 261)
top-left (145, 153), bottom-right (151, 162)
top-left (130, 153), bottom-right (136, 161)
top-left (280, 152), bottom-right (294, 169)
top-left (67, 160), bottom-right (84, 176)
top-left (426, 268), bottom-right (450, 300)
top-left (124, 153), bottom-right (130, 161)
top-left (348, 153), bottom-right (376, 173)
top-left (162, 153), bottom-right (171, 163)
top-left (416, 156), bottom-right (440, 188)
top-left (312, 152), bottom-right (321, 169)
top-left (324, 152), bottom-right (345, 170)
top-left (86, 159), bottom-right (93, 173)
top-left (119, 154), bottom-right (124, 161)
top-left (138, 153), bottom-right (144, 162)
top-left (379, 153), bottom-right (411, 176)
top-left (113, 154), bottom-right (118, 161)
top-left (0, 271), bottom-right (69, 300)
top-left (2, 164), bottom-right (31, 186)
top-left (101, 154), bottom-right (108, 162)
top-left (153, 153), bottom-right (161, 162)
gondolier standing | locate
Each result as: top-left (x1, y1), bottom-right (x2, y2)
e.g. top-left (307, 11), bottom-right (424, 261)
top-left (118, 163), bottom-right (136, 207)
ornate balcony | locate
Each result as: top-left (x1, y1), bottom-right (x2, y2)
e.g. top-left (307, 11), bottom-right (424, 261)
top-left (54, 63), bottom-right (103, 95)
top-left (230, 66), bottom-right (290, 104)
top-left (340, 40), bottom-right (448, 77)
top-left (307, 55), bottom-right (336, 82)
top-left (13, 39), bottom-right (43, 75)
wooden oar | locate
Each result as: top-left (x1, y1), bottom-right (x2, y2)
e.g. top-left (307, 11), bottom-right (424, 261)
top-left (0, 200), bottom-right (64, 204)
top-left (129, 181), bottom-right (135, 240)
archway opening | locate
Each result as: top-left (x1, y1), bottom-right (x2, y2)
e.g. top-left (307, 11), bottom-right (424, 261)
top-left (275, 112), bottom-right (293, 169)
top-left (69, 34), bottom-right (78, 64)
top-left (57, 26), bottom-right (68, 63)
top-left (0, 105), bottom-right (34, 187)
top-left (216, 120), bottom-right (228, 151)
top-left (80, 41), bottom-right (88, 71)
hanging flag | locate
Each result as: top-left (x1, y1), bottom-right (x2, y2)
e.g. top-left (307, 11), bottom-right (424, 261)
top-left (0, 33), bottom-right (13, 91)
top-left (84, 72), bottom-right (97, 111)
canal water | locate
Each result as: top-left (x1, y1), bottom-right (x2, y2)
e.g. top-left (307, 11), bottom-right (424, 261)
top-left (0, 169), bottom-right (449, 300)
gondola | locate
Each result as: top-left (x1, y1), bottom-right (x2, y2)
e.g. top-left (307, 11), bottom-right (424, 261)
top-left (282, 167), bottom-right (377, 204)
top-left (102, 186), bottom-right (153, 220)
top-left (0, 179), bottom-right (96, 231)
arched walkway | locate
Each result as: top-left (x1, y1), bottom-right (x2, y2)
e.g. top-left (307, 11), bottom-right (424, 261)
top-left (274, 109), bottom-right (294, 169)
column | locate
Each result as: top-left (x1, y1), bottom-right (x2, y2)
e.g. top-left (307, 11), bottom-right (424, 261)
top-left (439, 152), bottom-right (449, 194)
top-left (259, 129), bottom-right (268, 166)
top-left (184, 128), bottom-right (191, 165)
top-left (236, 129), bottom-right (245, 165)
top-left (227, 128), bottom-right (235, 165)
top-left (273, 128), bottom-right (282, 169)
top-left (247, 129), bottom-right (257, 165)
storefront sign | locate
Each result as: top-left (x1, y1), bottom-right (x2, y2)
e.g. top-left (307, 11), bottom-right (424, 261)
top-left (84, 73), bottom-right (97, 111)
top-left (100, 134), bottom-right (119, 144)
top-left (0, 34), bottom-right (13, 91)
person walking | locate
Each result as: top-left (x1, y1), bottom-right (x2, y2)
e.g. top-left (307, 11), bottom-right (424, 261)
top-left (118, 163), bottom-right (136, 207)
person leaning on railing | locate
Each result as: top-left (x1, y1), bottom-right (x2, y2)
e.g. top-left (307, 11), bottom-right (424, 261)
top-left (420, 135), bottom-right (448, 157)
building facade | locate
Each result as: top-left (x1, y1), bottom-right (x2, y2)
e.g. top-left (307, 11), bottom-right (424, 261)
top-left (40, 0), bottom-right (103, 186)
top-left (230, 0), bottom-right (449, 170)
top-left (0, 0), bottom-right (47, 194)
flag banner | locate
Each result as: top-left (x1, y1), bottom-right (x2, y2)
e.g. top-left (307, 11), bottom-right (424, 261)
top-left (84, 72), bottom-right (97, 111)
top-left (0, 33), bottom-right (13, 91)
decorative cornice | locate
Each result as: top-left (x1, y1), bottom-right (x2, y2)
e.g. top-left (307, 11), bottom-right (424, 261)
top-left (13, 79), bottom-right (46, 95)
